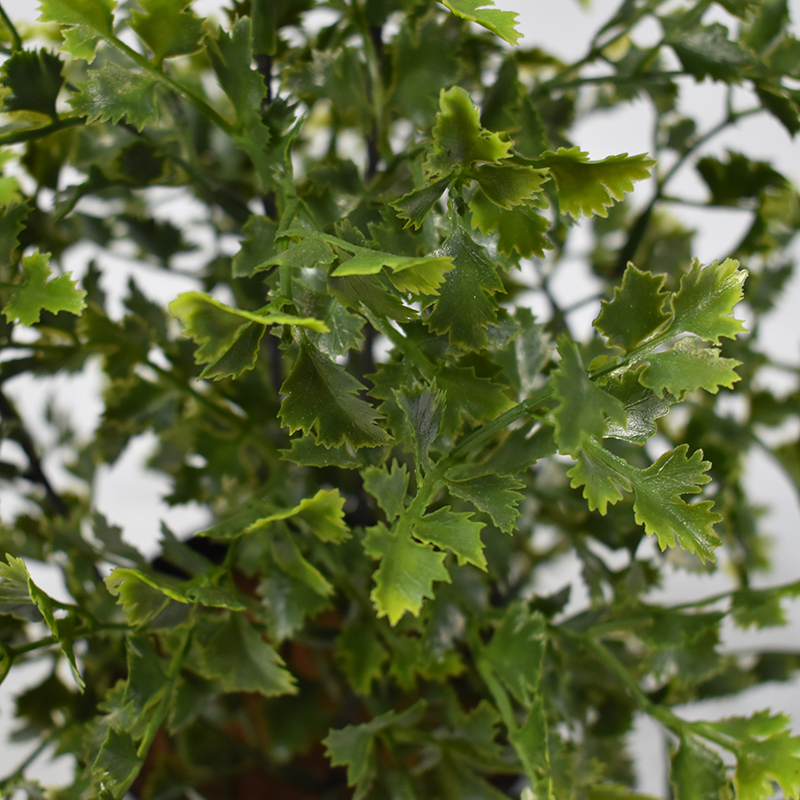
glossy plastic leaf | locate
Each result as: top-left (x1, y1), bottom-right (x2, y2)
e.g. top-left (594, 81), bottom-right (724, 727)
top-left (670, 734), bottom-right (732, 800)
top-left (439, 0), bottom-right (522, 45)
top-left (279, 340), bottom-right (391, 449)
top-left (480, 602), bottom-right (546, 708)
top-left (568, 446), bottom-right (631, 514)
top-left (640, 338), bottom-right (741, 399)
top-left (3, 250), bottom-right (86, 326)
top-left (70, 63), bottom-right (159, 130)
top-left (425, 87), bottom-right (512, 179)
top-left (193, 612), bottom-right (297, 697)
top-left (130, 0), bottom-right (205, 61)
top-left (731, 580), bottom-right (800, 629)
top-left (671, 258), bottom-right (747, 343)
top-left (265, 236), bottom-right (334, 270)
top-left (394, 382), bottom-right (445, 471)
top-left (361, 461), bottom-right (409, 522)
top-left (668, 23), bottom-right (754, 82)
top-left (425, 223), bottom-right (505, 350)
top-left (169, 291), bottom-right (326, 380)
top-left (469, 190), bottom-right (552, 257)
top-left (413, 507), bottom-right (487, 569)
top-left (105, 568), bottom-right (187, 625)
top-left (436, 363), bottom-right (514, 433)
top-left (271, 532), bottom-right (333, 597)
top-left (536, 147), bottom-right (656, 219)
top-left (631, 445), bottom-right (721, 562)
top-left (602, 368), bottom-right (673, 444)
top-left (594, 264), bottom-right (670, 350)
top-left (445, 473), bottom-right (524, 533)
top-left (705, 712), bottom-right (800, 800)
top-left (364, 523), bottom-right (450, 624)
top-left (552, 337), bottom-right (627, 456)
top-left (0, 49), bottom-right (64, 118)
top-left (470, 164), bottom-right (549, 209)
top-left (279, 436), bottom-right (362, 469)
top-left (232, 215), bottom-right (278, 277)
top-left (391, 175), bottom-right (453, 230)
top-left (246, 489), bottom-right (349, 543)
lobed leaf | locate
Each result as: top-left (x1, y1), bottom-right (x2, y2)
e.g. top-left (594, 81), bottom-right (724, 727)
top-left (445, 473), bottom-right (524, 533)
top-left (361, 461), bottom-right (409, 522)
top-left (91, 727), bottom-right (143, 800)
top-left (130, 0), bottom-right (205, 62)
top-left (668, 23), bottom-right (755, 82)
top-left (38, 0), bottom-right (115, 61)
top-left (364, 523), bottom-right (451, 625)
top-left (602, 368), bottom-right (674, 444)
top-left (439, 0), bottom-right (522, 45)
top-left (0, 49), bottom-right (64, 118)
top-left (412, 507), bottom-right (487, 569)
top-left (469, 164), bottom-right (549, 209)
top-left (2, 250), bottom-right (86, 327)
top-left (469, 190), bottom-right (552, 257)
top-left (394, 382), bottom-right (445, 471)
top-left (536, 147), bottom-right (656, 219)
top-left (567, 447), bottom-right (631, 515)
top-left (670, 735), bottom-right (732, 800)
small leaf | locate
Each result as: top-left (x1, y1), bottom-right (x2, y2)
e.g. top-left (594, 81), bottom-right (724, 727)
top-left (670, 735), bottom-right (732, 800)
top-left (364, 523), bottom-right (451, 625)
top-left (469, 191), bottom-right (552, 258)
top-left (3, 250), bottom-right (86, 326)
top-left (362, 461), bottom-right (409, 522)
top-left (279, 340), bottom-right (391, 449)
top-left (193, 612), bottom-right (297, 697)
top-left (439, 0), bottom-right (522, 45)
top-left (536, 147), bottom-right (656, 219)
top-left (70, 63), bottom-right (160, 130)
top-left (671, 258), bottom-right (747, 343)
top-left (602, 367), bottom-right (674, 444)
top-left (445, 473), bottom-right (524, 533)
top-left (668, 22), bottom-right (755, 82)
top-left (38, 0), bottom-right (115, 61)
top-left (0, 49), bottom-right (64, 118)
top-left (594, 264), bottom-right (671, 350)
top-left (130, 0), bottom-right (205, 61)
top-left (568, 446), bottom-right (631, 514)
top-left (105, 568), bottom-right (187, 625)
top-left (391, 175), bottom-right (453, 230)
top-left (470, 164), bottom-right (549, 209)
top-left (394, 382), bottom-right (445, 471)
top-left (91, 727), bottom-right (143, 800)
top-left (412, 506), bottom-right (487, 569)
top-left (640, 338), bottom-right (741, 399)
top-left (336, 619), bottom-right (389, 696)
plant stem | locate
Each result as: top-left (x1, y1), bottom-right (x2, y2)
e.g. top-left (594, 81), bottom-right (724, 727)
top-left (0, 117), bottom-right (85, 147)
top-left (0, 2), bottom-right (22, 52)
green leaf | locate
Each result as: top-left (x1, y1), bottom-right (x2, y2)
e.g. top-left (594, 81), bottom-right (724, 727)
top-left (602, 368), bottom-right (673, 444)
top-left (169, 291), bottom-right (326, 380)
top-left (470, 164), bottom-right (549, 209)
top-left (436, 363), bottom-right (514, 433)
top-left (232, 215), bottom-right (278, 277)
top-left (630, 444), bottom-right (721, 562)
top-left (425, 87), bottom-right (513, 179)
top-left (445, 473), bottom-right (524, 533)
top-left (3, 250), bottom-right (86, 326)
top-left (480, 602), bottom-right (546, 708)
top-left (552, 337), bottom-right (627, 456)
top-left (731, 581), bottom-right (800, 629)
top-left (323, 702), bottom-right (426, 799)
top-left (697, 151), bottom-right (788, 206)
top-left (706, 712), bottom-right (800, 800)
top-left (266, 236), bottom-right (335, 270)
top-left (91, 727), bottom-right (143, 800)
top-left (251, 489), bottom-right (350, 543)
top-left (594, 264), bottom-right (671, 350)
top-left (279, 436), bottom-right (362, 469)
top-left (104, 568), bottom-right (187, 625)
top-left (413, 507), bottom-right (487, 569)
top-left (640, 338), bottom-right (741, 399)
top-left (271, 532), bottom-right (333, 597)
top-left (567, 446), bottom-right (631, 514)
top-left (671, 258), bottom-right (747, 343)
top-left (425, 222), bottom-right (505, 351)
top-left (391, 175), bottom-right (453, 230)
top-left (0, 556), bottom-right (84, 690)
top-left (364, 523), bottom-right (451, 625)
top-left (70, 63), bottom-right (160, 130)
top-left (336, 618), bottom-right (389, 696)
top-left (0, 49), bottom-right (64, 118)
top-left (279, 339), bottom-right (391, 449)
top-left (469, 190), bottom-right (552, 257)
top-left (536, 147), bottom-right (656, 219)
top-left (193, 612), bottom-right (297, 697)
top-left (668, 23), bottom-right (755, 82)
top-left (130, 0), bottom-right (205, 61)
top-left (38, 0), bottom-right (115, 61)
top-left (394, 382), bottom-right (445, 471)
top-left (670, 735), bottom-right (733, 800)
top-left (362, 461), bottom-right (409, 522)
top-left (0, 202), bottom-right (28, 266)
top-left (439, 0), bottom-right (522, 45)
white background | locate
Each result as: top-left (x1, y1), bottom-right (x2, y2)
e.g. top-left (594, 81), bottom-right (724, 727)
top-left (0, 0), bottom-right (799, 796)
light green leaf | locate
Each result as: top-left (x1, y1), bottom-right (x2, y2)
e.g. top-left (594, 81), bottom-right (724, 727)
top-left (671, 258), bottom-right (747, 343)
top-left (38, 0), bottom-right (115, 61)
top-left (271, 532), bottom-right (333, 597)
top-left (251, 489), bottom-right (349, 543)
top-left (594, 264), bottom-right (671, 350)
top-left (425, 87), bottom-right (513, 179)
top-left (364, 523), bottom-right (451, 625)
top-left (469, 190), bottom-right (552, 258)
top-left (640, 337), bottom-right (741, 399)
top-left (425, 222), bottom-right (505, 351)
top-left (91, 727), bottom-right (143, 800)
top-left (361, 461), bottom-right (409, 522)
top-left (445, 473), bottom-right (524, 533)
top-left (193, 612), bottom-right (297, 697)
top-left (70, 63), bottom-right (159, 130)
top-left (105, 568), bottom-right (188, 625)
top-left (552, 337), bottom-right (627, 456)
top-left (536, 147), bottom-right (656, 219)
top-left (265, 236), bottom-right (335, 270)
top-left (439, 0), bottom-right (522, 45)
top-left (3, 250), bottom-right (86, 326)
top-left (568, 445), bottom-right (631, 514)
top-left (130, 0), bottom-right (205, 62)
top-left (413, 507), bottom-right (487, 569)
top-left (279, 340), bottom-right (391, 449)
top-left (470, 164), bottom-right (549, 209)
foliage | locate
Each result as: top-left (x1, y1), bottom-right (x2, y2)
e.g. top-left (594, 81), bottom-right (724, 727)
top-left (0, 0), bottom-right (799, 798)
